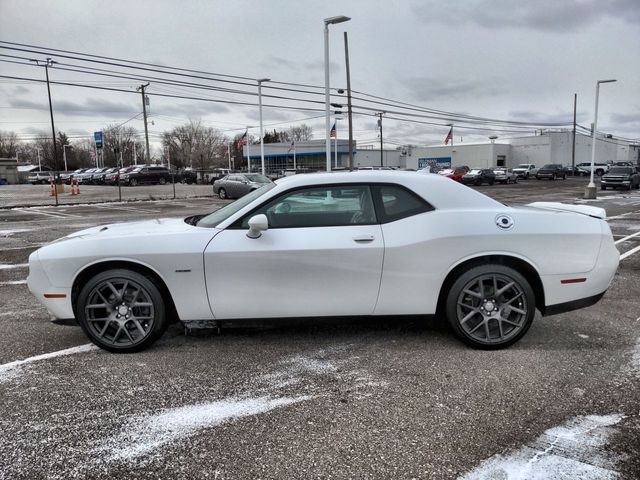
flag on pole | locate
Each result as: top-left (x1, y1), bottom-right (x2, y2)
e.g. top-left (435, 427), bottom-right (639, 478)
top-left (288, 140), bottom-right (295, 153)
top-left (444, 127), bottom-right (453, 145)
top-left (236, 129), bottom-right (248, 150)
top-left (330, 123), bottom-right (337, 138)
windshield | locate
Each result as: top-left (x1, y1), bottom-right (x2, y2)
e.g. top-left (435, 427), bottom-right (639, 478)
top-left (196, 183), bottom-right (276, 228)
top-left (244, 174), bottom-right (271, 183)
top-left (468, 169), bottom-right (481, 174)
top-left (516, 164), bottom-right (530, 168)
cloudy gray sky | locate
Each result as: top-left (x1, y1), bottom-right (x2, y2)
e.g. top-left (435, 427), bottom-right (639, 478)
top-left (1, 0), bottom-right (638, 152)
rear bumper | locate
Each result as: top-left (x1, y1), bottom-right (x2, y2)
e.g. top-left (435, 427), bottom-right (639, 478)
top-left (543, 291), bottom-right (606, 316)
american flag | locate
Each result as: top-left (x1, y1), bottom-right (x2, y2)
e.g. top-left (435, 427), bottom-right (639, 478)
top-left (330, 123), bottom-right (337, 138)
top-left (288, 140), bottom-right (295, 153)
top-left (444, 127), bottom-right (453, 145)
top-left (236, 129), bottom-right (248, 150)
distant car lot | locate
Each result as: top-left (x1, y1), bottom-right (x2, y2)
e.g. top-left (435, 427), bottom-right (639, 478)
top-left (1, 177), bottom-right (640, 478)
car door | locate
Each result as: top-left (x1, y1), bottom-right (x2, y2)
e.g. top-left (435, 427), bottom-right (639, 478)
top-left (203, 184), bottom-right (384, 319)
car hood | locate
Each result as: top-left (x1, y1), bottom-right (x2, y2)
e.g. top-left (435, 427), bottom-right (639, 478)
top-left (57, 218), bottom-right (195, 242)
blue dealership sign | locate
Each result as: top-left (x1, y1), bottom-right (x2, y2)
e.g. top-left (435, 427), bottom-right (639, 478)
top-left (418, 157), bottom-right (451, 169)
top-left (94, 131), bottom-right (103, 149)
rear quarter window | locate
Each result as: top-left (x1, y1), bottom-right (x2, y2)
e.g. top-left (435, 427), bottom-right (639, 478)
top-left (372, 184), bottom-right (434, 223)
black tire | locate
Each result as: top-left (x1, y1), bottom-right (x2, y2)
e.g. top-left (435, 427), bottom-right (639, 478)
top-left (218, 188), bottom-right (227, 199)
top-left (525, 173), bottom-right (529, 179)
top-left (474, 179), bottom-right (481, 186)
top-left (445, 264), bottom-right (536, 349)
top-left (76, 269), bottom-right (168, 353)
top-left (596, 169), bottom-right (604, 176)
top-left (159, 177), bottom-right (167, 185)
top-left (562, 174), bottom-right (566, 180)
top-left (601, 185), bottom-right (606, 190)
top-left (129, 178), bottom-right (138, 186)
top-left (488, 179), bottom-right (495, 186)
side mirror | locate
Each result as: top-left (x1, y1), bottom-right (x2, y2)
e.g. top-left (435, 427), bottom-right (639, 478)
top-left (247, 214), bottom-right (268, 239)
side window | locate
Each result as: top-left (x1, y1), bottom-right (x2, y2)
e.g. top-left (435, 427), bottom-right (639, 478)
top-left (237, 185), bottom-right (376, 229)
top-left (372, 184), bottom-right (433, 223)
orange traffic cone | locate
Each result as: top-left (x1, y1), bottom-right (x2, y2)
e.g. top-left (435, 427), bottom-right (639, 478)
top-left (70, 178), bottom-right (77, 195)
top-left (75, 178), bottom-right (80, 195)
top-left (49, 177), bottom-right (55, 196)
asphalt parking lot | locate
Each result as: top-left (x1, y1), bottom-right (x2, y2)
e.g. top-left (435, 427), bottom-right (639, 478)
top-left (1, 177), bottom-right (639, 479)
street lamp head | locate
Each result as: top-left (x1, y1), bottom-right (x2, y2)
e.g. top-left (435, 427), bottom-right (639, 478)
top-left (597, 79), bottom-right (617, 84)
top-left (257, 78), bottom-right (271, 83)
top-left (324, 15), bottom-right (351, 25)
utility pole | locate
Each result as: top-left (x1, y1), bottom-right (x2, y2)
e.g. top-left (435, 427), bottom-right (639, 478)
top-left (377, 112), bottom-right (384, 167)
top-left (137, 83), bottom-right (151, 164)
top-left (30, 57), bottom-right (60, 205)
top-left (344, 31), bottom-right (354, 171)
top-left (572, 93), bottom-right (577, 172)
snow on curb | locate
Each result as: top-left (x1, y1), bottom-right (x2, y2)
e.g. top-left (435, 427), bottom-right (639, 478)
top-left (461, 414), bottom-right (625, 480)
top-left (0, 263), bottom-right (28, 270)
top-left (96, 395), bottom-right (310, 462)
top-left (0, 228), bottom-right (33, 237)
top-left (0, 344), bottom-right (98, 383)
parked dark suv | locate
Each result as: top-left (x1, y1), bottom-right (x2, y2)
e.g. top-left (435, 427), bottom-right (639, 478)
top-left (601, 167), bottom-right (640, 191)
top-left (536, 164), bottom-right (566, 180)
top-left (121, 165), bottom-right (171, 186)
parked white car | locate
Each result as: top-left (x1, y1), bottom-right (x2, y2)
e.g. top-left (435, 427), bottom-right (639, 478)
top-left (576, 162), bottom-right (611, 176)
top-left (512, 164), bottom-right (538, 179)
top-left (28, 171), bottom-right (619, 353)
top-left (493, 168), bottom-right (519, 184)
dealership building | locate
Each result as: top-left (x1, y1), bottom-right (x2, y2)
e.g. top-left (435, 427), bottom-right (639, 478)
top-left (243, 139), bottom-right (403, 172)
top-left (401, 130), bottom-right (639, 171)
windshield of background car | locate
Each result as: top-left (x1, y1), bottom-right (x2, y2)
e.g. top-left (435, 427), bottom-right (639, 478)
top-left (245, 174), bottom-right (271, 183)
top-left (608, 167), bottom-right (631, 175)
top-left (541, 164), bottom-right (555, 169)
top-left (196, 183), bottom-right (276, 228)
top-left (468, 170), bottom-right (481, 174)
top-left (516, 164), bottom-right (529, 168)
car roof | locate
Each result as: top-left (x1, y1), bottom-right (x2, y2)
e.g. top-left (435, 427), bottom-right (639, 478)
top-left (272, 171), bottom-right (502, 210)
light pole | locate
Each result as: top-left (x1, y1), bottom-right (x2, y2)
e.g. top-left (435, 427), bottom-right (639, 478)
top-left (257, 78), bottom-right (270, 176)
top-left (584, 79), bottom-right (617, 199)
top-left (63, 144), bottom-right (72, 171)
top-left (324, 15), bottom-right (351, 172)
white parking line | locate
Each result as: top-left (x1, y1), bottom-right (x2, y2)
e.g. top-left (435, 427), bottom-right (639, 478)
top-left (15, 208), bottom-right (81, 219)
top-left (0, 344), bottom-right (98, 383)
top-left (620, 244), bottom-right (640, 261)
top-left (94, 204), bottom-right (160, 214)
top-left (615, 230), bottom-right (640, 245)
top-left (0, 280), bottom-right (27, 286)
top-left (0, 263), bottom-right (28, 270)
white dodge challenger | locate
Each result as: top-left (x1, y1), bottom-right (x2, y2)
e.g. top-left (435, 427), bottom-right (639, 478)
top-left (28, 171), bottom-right (619, 353)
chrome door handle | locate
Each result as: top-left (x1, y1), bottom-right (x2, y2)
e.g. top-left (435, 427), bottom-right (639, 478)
top-left (353, 235), bottom-right (375, 243)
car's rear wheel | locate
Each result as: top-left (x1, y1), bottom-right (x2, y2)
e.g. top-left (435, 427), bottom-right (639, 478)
top-left (129, 178), bottom-right (138, 186)
top-left (445, 264), bottom-right (535, 349)
top-left (159, 177), bottom-right (167, 185)
top-left (218, 188), bottom-right (227, 199)
top-left (76, 269), bottom-right (168, 353)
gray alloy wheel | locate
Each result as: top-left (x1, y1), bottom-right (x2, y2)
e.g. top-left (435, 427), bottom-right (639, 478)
top-left (129, 178), bottom-right (138, 186)
top-left (446, 264), bottom-right (535, 349)
top-left (159, 177), bottom-right (167, 185)
top-left (76, 269), bottom-right (168, 353)
top-left (218, 188), bottom-right (227, 199)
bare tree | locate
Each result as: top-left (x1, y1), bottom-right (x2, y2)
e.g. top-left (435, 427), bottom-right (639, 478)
top-left (288, 124), bottom-right (313, 142)
top-left (102, 124), bottom-right (144, 167)
top-left (162, 119), bottom-right (228, 169)
top-left (0, 130), bottom-right (19, 158)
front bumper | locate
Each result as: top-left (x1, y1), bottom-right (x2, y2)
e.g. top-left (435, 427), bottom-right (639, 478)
top-left (27, 251), bottom-right (75, 321)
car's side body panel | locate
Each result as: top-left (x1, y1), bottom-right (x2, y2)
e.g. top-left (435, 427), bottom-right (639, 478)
top-left (374, 207), bottom-right (606, 315)
top-left (204, 224), bottom-right (384, 319)
top-left (29, 219), bottom-right (218, 321)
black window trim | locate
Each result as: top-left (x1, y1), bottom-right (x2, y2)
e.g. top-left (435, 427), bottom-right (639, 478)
top-left (228, 181), bottom-right (435, 230)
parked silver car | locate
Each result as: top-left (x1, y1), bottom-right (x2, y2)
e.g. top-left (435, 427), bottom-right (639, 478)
top-left (213, 173), bottom-right (273, 199)
top-left (493, 168), bottom-right (519, 184)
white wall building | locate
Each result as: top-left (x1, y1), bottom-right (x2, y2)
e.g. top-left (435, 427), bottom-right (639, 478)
top-left (401, 130), bottom-right (634, 171)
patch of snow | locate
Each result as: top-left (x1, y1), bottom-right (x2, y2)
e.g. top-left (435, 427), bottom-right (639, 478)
top-left (628, 338), bottom-right (640, 376)
top-left (97, 395), bottom-right (309, 462)
top-left (0, 263), bottom-right (28, 270)
top-left (577, 334), bottom-right (590, 339)
top-left (0, 344), bottom-right (97, 383)
top-left (0, 280), bottom-right (27, 286)
top-left (0, 228), bottom-right (32, 237)
top-left (461, 414), bottom-right (625, 480)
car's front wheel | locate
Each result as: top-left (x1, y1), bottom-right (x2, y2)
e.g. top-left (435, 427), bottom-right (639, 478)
top-left (445, 264), bottom-right (535, 349)
top-left (159, 177), bottom-right (167, 185)
top-left (76, 269), bottom-right (168, 353)
top-left (218, 188), bottom-right (227, 199)
top-left (129, 178), bottom-right (138, 186)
